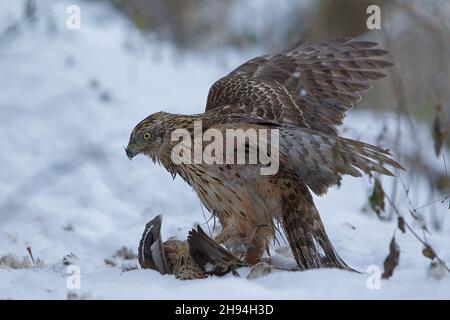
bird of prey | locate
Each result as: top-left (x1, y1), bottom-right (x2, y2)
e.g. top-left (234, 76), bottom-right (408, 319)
top-left (127, 38), bottom-right (402, 271)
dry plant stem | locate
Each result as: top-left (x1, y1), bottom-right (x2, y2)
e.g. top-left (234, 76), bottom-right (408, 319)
top-left (385, 194), bottom-right (450, 272)
top-left (381, 23), bottom-right (447, 220)
top-left (397, 174), bottom-right (449, 213)
top-left (26, 246), bottom-right (35, 265)
top-left (413, 195), bottom-right (450, 212)
top-left (380, 30), bottom-right (403, 220)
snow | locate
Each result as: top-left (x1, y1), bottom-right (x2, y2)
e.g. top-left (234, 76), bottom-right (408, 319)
top-left (0, 0), bottom-right (449, 300)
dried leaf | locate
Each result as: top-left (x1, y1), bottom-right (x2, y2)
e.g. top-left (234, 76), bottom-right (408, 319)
top-left (422, 245), bottom-right (436, 260)
top-left (382, 237), bottom-right (400, 279)
top-left (397, 216), bottom-right (406, 233)
top-left (370, 178), bottom-right (385, 217)
top-left (432, 104), bottom-right (447, 157)
top-left (436, 177), bottom-right (450, 192)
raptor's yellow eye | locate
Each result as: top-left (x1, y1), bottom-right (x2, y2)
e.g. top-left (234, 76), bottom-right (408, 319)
top-left (143, 133), bottom-right (151, 140)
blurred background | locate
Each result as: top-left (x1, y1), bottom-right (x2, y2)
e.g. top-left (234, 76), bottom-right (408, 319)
top-left (0, 0), bottom-right (449, 298)
top-left (107, 0), bottom-right (450, 118)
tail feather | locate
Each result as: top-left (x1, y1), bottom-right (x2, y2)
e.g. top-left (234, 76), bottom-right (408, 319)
top-left (278, 173), bottom-right (355, 271)
top-left (280, 127), bottom-right (404, 196)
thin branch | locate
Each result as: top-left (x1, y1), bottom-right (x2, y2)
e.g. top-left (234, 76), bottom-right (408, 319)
top-left (385, 194), bottom-right (450, 272)
top-left (413, 195), bottom-right (450, 212)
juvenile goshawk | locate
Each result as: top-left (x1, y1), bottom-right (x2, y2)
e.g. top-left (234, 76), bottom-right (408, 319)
top-left (126, 38), bottom-right (402, 271)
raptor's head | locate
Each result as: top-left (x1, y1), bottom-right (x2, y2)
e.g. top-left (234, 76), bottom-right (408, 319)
top-left (125, 111), bottom-right (170, 161)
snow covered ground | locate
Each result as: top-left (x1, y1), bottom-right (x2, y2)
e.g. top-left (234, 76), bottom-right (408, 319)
top-left (0, 0), bottom-right (449, 299)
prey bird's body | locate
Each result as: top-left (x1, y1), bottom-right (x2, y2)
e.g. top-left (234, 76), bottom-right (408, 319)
top-left (127, 38), bottom-right (402, 270)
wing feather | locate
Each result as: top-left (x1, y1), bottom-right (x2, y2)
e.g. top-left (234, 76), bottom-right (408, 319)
top-left (205, 38), bottom-right (393, 135)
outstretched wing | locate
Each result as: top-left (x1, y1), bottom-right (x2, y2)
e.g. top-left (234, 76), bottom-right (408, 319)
top-left (206, 38), bottom-right (393, 135)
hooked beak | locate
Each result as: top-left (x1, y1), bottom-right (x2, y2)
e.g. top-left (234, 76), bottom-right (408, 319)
top-left (125, 144), bottom-right (138, 160)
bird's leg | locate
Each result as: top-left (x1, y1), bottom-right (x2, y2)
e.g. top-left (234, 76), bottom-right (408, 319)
top-left (245, 224), bottom-right (272, 265)
top-left (245, 246), bottom-right (263, 264)
top-left (261, 242), bottom-right (273, 265)
top-left (214, 226), bottom-right (250, 261)
top-left (245, 238), bottom-right (265, 265)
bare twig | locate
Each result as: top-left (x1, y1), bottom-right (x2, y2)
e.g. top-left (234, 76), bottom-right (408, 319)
top-left (385, 194), bottom-right (450, 272)
top-left (413, 195), bottom-right (450, 212)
